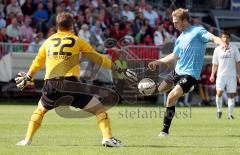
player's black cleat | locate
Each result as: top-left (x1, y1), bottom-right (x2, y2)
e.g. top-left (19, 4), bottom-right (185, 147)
top-left (216, 112), bottom-right (222, 119)
top-left (228, 115), bottom-right (234, 120)
top-left (158, 131), bottom-right (169, 137)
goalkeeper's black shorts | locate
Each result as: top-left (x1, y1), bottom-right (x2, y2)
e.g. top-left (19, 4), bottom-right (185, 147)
top-left (164, 70), bottom-right (197, 93)
top-left (40, 76), bottom-right (93, 110)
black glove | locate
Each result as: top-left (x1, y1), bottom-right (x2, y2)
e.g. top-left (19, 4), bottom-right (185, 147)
top-left (15, 72), bottom-right (32, 90)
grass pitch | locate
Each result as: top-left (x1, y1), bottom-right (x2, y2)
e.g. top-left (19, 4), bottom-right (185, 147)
top-left (0, 102), bottom-right (240, 155)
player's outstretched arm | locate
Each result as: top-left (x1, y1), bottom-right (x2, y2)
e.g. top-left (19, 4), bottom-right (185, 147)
top-left (148, 53), bottom-right (178, 71)
top-left (15, 43), bottom-right (46, 90)
top-left (27, 43), bottom-right (46, 77)
top-left (211, 35), bottom-right (227, 49)
top-left (80, 39), bottom-right (113, 69)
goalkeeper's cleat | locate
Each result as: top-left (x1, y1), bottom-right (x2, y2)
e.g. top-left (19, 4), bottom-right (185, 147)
top-left (16, 139), bottom-right (31, 146)
top-left (216, 112), bottom-right (222, 119)
top-left (102, 137), bottom-right (122, 147)
top-left (158, 131), bottom-right (169, 137)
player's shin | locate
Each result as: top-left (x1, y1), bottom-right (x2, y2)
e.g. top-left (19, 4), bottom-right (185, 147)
top-left (25, 109), bottom-right (46, 141)
top-left (228, 98), bottom-right (235, 117)
top-left (216, 96), bottom-right (223, 112)
top-left (162, 106), bottom-right (176, 134)
top-left (96, 112), bottom-right (112, 139)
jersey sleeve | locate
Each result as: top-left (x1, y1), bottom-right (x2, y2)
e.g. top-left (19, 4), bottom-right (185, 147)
top-left (212, 47), bottom-right (218, 65)
top-left (198, 27), bottom-right (213, 43)
top-left (28, 42), bottom-right (46, 76)
top-left (79, 39), bottom-right (112, 69)
top-left (173, 40), bottom-right (180, 57)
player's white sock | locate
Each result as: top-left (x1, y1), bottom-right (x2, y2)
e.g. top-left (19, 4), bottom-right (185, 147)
top-left (216, 96), bottom-right (223, 112)
top-left (228, 98), bottom-right (235, 117)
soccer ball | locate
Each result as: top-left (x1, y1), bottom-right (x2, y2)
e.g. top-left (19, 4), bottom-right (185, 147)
top-left (138, 78), bottom-right (156, 96)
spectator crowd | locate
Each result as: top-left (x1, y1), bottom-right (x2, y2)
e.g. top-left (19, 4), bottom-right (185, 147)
top-left (0, 0), bottom-right (181, 52)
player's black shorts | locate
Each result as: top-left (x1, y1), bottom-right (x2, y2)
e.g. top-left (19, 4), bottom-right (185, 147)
top-left (164, 70), bottom-right (197, 93)
top-left (40, 76), bottom-right (93, 110)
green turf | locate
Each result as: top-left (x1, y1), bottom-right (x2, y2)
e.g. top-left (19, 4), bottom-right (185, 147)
top-left (0, 103), bottom-right (240, 155)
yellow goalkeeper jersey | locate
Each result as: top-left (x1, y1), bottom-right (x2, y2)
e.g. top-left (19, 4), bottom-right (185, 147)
top-left (28, 30), bottom-right (112, 79)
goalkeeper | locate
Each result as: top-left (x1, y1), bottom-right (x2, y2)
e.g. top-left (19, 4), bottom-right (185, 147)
top-left (15, 12), bottom-right (122, 147)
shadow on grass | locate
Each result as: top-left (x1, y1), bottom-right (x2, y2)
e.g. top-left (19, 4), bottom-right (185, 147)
top-left (227, 135), bottom-right (240, 137)
top-left (33, 144), bottom-right (240, 149)
top-left (124, 144), bottom-right (240, 149)
top-left (0, 100), bottom-right (37, 105)
top-left (174, 135), bottom-right (240, 138)
top-left (32, 144), bottom-right (103, 147)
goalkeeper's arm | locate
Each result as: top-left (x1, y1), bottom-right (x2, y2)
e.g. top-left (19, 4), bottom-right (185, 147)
top-left (15, 42), bottom-right (46, 90)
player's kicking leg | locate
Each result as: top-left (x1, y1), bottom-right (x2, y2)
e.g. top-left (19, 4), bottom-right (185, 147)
top-left (16, 100), bottom-right (48, 146)
top-left (83, 96), bottom-right (122, 147)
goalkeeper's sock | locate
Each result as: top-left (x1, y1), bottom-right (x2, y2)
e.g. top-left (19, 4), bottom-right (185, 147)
top-left (216, 96), bottom-right (223, 112)
top-left (96, 112), bottom-right (112, 139)
top-left (25, 109), bottom-right (46, 141)
top-left (162, 106), bottom-right (175, 134)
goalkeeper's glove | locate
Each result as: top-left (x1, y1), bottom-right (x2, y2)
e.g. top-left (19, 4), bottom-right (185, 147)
top-left (15, 72), bottom-right (33, 90)
top-left (112, 64), bottom-right (137, 83)
top-left (124, 69), bottom-right (138, 83)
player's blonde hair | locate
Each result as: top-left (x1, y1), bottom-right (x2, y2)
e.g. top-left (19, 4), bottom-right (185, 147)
top-left (56, 12), bottom-right (73, 31)
top-left (172, 8), bottom-right (190, 22)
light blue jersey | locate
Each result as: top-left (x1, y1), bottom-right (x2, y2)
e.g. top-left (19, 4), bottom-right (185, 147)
top-left (173, 26), bottom-right (212, 80)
